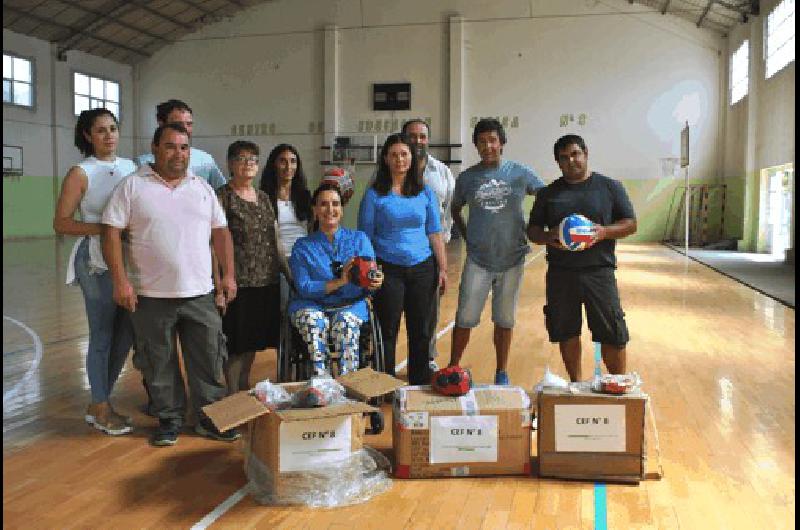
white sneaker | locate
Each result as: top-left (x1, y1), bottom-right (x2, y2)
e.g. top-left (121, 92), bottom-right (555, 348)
top-left (428, 360), bottom-right (439, 372)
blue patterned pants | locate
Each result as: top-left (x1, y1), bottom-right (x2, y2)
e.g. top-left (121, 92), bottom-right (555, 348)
top-left (292, 308), bottom-right (363, 375)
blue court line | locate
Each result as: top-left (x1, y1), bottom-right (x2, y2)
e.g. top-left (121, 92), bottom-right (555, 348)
top-left (593, 342), bottom-right (608, 529)
top-left (594, 483), bottom-right (608, 529)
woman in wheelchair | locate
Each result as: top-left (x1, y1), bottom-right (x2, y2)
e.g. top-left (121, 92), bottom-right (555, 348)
top-left (288, 183), bottom-right (384, 376)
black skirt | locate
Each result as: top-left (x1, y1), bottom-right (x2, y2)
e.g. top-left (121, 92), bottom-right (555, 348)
top-left (222, 283), bottom-right (281, 355)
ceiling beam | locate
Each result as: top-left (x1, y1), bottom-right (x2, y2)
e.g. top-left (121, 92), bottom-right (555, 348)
top-left (56, 0), bottom-right (171, 50)
top-left (697, 0), bottom-right (714, 27)
top-left (124, 0), bottom-right (195, 31)
top-left (4, 5), bottom-right (151, 58)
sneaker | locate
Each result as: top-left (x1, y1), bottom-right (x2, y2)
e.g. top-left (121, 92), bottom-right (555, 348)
top-left (195, 418), bottom-right (241, 442)
top-left (85, 403), bottom-right (133, 436)
top-left (494, 370), bottom-right (510, 385)
top-left (151, 421), bottom-right (180, 447)
top-left (428, 360), bottom-right (439, 373)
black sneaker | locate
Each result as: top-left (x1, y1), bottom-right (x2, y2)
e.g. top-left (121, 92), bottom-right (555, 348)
top-left (195, 418), bottom-right (240, 442)
top-left (151, 421), bottom-right (180, 447)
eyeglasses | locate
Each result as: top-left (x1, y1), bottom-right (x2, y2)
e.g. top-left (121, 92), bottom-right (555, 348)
top-left (232, 155), bottom-right (259, 164)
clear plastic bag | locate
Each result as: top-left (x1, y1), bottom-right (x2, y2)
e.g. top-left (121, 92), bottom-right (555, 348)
top-left (252, 380), bottom-right (292, 411)
top-left (291, 376), bottom-right (348, 408)
top-left (533, 365), bottom-right (569, 394)
top-left (245, 446), bottom-right (392, 507)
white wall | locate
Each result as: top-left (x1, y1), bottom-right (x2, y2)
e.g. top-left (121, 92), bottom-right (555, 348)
top-left (723, 0), bottom-right (795, 255)
top-left (3, 29), bottom-right (134, 177)
top-left (135, 0), bottom-right (725, 191)
top-left (3, 29), bottom-right (133, 238)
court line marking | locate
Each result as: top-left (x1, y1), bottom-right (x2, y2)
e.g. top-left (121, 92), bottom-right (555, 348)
top-left (192, 247), bottom-right (546, 528)
top-left (594, 483), bottom-right (608, 530)
top-left (3, 316), bottom-right (44, 406)
top-left (593, 342), bottom-right (608, 529)
top-left (190, 487), bottom-right (248, 530)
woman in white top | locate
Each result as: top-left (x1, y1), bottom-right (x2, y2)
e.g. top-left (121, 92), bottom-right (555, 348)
top-left (259, 144), bottom-right (313, 305)
top-left (53, 109), bottom-right (136, 436)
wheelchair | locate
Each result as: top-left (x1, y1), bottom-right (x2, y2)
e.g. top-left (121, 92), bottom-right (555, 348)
top-left (276, 297), bottom-right (386, 434)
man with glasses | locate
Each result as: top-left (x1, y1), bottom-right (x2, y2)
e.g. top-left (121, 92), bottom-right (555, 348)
top-left (135, 99), bottom-right (226, 190)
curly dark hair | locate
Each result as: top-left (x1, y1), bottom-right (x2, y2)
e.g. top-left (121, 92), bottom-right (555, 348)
top-left (372, 133), bottom-right (423, 197)
top-left (74, 108), bottom-right (118, 157)
top-left (472, 118), bottom-right (507, 146)
top-left (260, 143), bottom-right (312, 223)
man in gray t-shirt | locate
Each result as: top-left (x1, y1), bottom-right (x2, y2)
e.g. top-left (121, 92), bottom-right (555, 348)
top-left (448, 118), bottom-right (544, 385)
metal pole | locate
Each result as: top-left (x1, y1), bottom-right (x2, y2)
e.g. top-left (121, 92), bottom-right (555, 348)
top-left (684, 168), bottom-right (690, 256)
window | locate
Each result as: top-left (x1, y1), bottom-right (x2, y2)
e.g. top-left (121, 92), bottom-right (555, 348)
top-left (3, 53), bottom-right (33, 108)
top-left (73, 72), bottom-right (119, 118)
top-left (730, 41), bottom-right (749, 105)
top-left (765, 0), bottom-right (795, 79)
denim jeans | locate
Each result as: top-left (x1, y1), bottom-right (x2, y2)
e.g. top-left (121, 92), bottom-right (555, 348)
top-left (73, 237), bottom-right (134, 403)
top-left (455, 254), bottom-right (525, 329)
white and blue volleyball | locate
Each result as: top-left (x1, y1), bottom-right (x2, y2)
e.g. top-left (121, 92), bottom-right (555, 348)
top-left (558, 214), bottom-right (595, 251)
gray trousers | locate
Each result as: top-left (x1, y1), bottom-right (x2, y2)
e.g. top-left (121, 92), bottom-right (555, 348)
top-left (130, 293), bottom-right (227, 426)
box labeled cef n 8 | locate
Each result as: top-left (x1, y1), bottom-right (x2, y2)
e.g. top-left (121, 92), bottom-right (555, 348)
top-left (393, 385), bottom-right (532, 478)
top-left (537, 386), bottom-right (647, 483)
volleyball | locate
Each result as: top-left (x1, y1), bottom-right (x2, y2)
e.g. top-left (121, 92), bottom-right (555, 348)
top-left (321, 167), bottom-right (355, 205)
top-left (558, 213), bottom-right (596, 251)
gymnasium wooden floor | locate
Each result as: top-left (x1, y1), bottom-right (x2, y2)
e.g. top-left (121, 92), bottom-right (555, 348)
top-left (3, 237), bottom-right (795, 529)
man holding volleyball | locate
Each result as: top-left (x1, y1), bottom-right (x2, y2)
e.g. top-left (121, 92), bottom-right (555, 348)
top-left (527, 134), bottom-right (636, 382)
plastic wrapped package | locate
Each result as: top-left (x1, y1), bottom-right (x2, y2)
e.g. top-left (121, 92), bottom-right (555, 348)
top-left (533, 366), bottom-right (569, 394)
top-left (245, 446), bottom-right (393, 507)
top-left (291, 376), bottom-right (348, 408)
top-left (252, 380), bottom-right (292, 411)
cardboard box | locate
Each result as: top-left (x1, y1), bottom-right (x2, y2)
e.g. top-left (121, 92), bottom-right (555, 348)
top-left (202, 369), bottom-right (405, 497)
top-left (393, 385), bottom-right (532, 478)
top-left (537, 385), bottom-right (647, 483)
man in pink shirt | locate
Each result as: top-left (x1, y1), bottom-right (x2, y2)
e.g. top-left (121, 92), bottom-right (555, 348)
top-left (103, 123), bottom-right (238, 447)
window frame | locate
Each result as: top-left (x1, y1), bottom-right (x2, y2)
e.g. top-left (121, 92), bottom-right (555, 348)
top-left (71, 69), bottom-right (122, 122)
top-left (2, 51), bottom-right (36, 110)
top-left (729, 40), bottom-right (749, 105)
top-left (764, 0), bottom-right (796, 79)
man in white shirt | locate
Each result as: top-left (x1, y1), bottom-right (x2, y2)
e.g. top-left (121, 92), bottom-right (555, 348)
top-left (401, 119), bottom-right (455, 371)
top-left (134, 99), bottom-right (226, 190)
top-left (103, 123), bottom-right (237, 447)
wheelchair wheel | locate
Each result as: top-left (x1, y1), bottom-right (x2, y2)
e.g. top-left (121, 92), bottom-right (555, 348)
top-left (277, 312), bottom-right (292, 383)
top-left (365, 298), bottom-right (385, 373)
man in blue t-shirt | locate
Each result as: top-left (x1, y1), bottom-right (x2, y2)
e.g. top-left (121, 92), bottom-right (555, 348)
top-left (527, 134), bottom-right (637, 382)
top-left (448, 119), bottom-right (544, 385)
top-left (134, 99), bottom-right (226, 190)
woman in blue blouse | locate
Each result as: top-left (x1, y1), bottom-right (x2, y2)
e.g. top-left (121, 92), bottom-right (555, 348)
top-left (358, 133), bottom-right (448, 384)
top-left (289, 183), bottom-right (383, 376)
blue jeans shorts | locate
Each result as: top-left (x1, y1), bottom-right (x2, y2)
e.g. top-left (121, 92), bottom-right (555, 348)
top-left (454, 255), bottom-right (525, 329)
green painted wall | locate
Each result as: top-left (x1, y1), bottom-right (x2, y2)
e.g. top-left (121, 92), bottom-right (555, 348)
top-left (3, 172), bottom-right (748, 245)
top-left (3, 176), bottom-right (57, 239)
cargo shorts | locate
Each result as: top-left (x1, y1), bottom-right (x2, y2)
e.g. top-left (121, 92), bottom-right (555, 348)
top-left (543, 266), bottom-right (629, 346)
